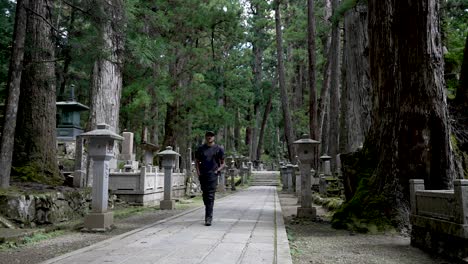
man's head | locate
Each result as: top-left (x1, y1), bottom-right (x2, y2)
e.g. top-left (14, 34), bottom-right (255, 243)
top-left (205, 131), bottom-right (215, 145)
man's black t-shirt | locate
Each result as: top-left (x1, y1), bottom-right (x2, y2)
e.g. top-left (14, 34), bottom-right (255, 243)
top-left (195, 144), bottom-right (225, 179)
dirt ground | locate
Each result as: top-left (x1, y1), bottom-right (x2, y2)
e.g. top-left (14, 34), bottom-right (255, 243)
top-left (278, 192), bottom-right (452, 264)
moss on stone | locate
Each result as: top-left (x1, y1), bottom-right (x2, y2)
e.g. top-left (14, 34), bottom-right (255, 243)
top-left (12, 162), bottom-right (63, 186)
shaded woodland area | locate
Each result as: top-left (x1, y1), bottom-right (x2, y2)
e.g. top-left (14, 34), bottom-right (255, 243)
top-left (0, 0), bottom-right (467, 231)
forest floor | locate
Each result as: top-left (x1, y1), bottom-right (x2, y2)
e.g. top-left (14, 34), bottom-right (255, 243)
top-left (0, 188), bottom-right (455, 264)
top-left (279, 192), bottom-right (452, 264)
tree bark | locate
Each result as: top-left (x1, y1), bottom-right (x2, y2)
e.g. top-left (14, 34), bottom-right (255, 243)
top-left (275, 0), bottom-right (296, 162)
top-left (317, 0), bottom-right (332, 147)
top-left (14, 0), bottom-right (61, 184)
top-left (256, 90), bottom-right (273, 161)
top-left (334, 0), bottom-right (453, 230)
top-left (0, 0), bottom-right (29, 188)
top-left (88, 0), bottom-right (125, 132)
top-left (327, 0), bottom-right (342, 172)
top-left (339, 3), bottom-right (371, 154)
top-left (308, 0), bottom-right (319, 168)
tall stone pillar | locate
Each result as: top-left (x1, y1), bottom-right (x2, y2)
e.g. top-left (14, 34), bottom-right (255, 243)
top-left (294, 135), bottom-right (320, 219)
top-left (81, 123), bottom-right (123, 232)
top-left (157, 146), bottom-right (180, 210)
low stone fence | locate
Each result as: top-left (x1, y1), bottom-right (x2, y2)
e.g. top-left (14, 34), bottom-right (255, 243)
top-left (109, 166), bottom-right (186, 205)
top-left (410, 179), bottom-right (468, 260)
top-left (0, 188), bottom-right (92, 226)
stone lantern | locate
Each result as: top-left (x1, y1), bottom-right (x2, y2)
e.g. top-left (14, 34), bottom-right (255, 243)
top-left (280, 165), bottom-right (288, 191)
top-left (56, 86), bottom-right (89, 141)
top-left (81, 123), bottom-right (123, 231)
top-left (157, 146), bottom-right (180, 209)
top-left (293, 134), bottom-right (320, 218)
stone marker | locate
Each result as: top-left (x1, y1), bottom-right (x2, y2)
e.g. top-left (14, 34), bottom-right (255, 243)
top-left (227, 156), bottom-right (236, 191)
top-left (81, 123), bottom-right (123, 232)
top-left (294, 134), bottom-right (320, 219)
top-left (217, 170), bottom-right (226, 192)
top-left (120, 132), bottom-right (134, 161)
top-left (286, 164), bottom-right (294, 193)
top-left (157, 146), bottom-right (180, 210)
top-left (320, 155), bottom-right (332, 176)
top-left (280, 165), bottom-right (287, 191)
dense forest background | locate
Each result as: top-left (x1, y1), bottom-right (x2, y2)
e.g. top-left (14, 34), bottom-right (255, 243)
top-left (0, 0), bottom-right (467, 229)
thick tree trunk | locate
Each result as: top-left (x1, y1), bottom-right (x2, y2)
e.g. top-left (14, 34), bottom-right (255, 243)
top-left (89, 0), bottom-right (125, 132)
top-left (339, 3), bottom-right (371, 154)
top-left (327, 0), bottom-right (342, 172)
top-left (308, 0), bottom-right (319, 168)
top-left (334, 0), bottom-right (453, 230)
top-left (149, 63), bottom-right (159, 146)
top-left (317, 0), bottom-right (332, 147)
top-left (250, 2), bottom-right (265, 161)
top-left (256, 91), bottom-right (273, 161)
top-left (275, 0), bottom-right (296, 162)
top-left (57, 9), bottom-right (75, 100)
top-left (455, 33), bottom-right (468, 106)
top-left (14, 0), bottom-right (61, 184)
top-left (0, 0), bottom-right (29, 188)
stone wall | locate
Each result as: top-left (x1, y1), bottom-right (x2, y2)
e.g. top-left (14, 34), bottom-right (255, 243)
top-left (0, 188), bottom-right (91, 226)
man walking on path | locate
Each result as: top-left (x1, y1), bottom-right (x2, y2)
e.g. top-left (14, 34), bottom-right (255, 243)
top-left (195, 131), bottom-right (225, 226)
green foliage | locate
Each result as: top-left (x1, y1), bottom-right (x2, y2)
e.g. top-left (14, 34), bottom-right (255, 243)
top-left (442, 0), bottom-right (468, 93)
top-left (0, 0), bottom-right (15, 100)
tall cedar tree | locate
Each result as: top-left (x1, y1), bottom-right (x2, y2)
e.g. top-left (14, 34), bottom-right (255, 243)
top-left (275, 0), bottom-right (297, 162)
top-left (333, 0), bottom-right (453, 230)
top-left (14, 0), bottom-right (61, 184)
top-left (89, 0), bottom-right (125, 132)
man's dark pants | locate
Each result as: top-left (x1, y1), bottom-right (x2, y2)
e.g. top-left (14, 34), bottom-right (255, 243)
top-left (199, 172), bottom-right (218, 220)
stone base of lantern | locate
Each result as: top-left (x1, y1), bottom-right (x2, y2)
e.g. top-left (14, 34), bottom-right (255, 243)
top-left (160, 199), bottom-right (176, 210)
top-left (83, 212), bottom-right (114, 232)
top-left (297, 207), bottom-right (316, 219)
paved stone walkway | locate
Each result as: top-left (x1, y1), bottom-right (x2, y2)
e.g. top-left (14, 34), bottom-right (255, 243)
top-left (41, 186), bottom-right (292, 264)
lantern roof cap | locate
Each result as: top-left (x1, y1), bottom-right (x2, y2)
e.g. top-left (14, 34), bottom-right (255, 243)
top-left (293, 134), bottom-right (320, 144)
top-left (80, 123), bottom-right (123, 140)
top-left (157, 146), bottom-right (180, 156)
top-left (56, 101), bottom-right (89, 111)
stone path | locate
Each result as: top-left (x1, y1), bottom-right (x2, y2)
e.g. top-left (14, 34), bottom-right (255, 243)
top-left (40, 186), bottom-right (292, 264)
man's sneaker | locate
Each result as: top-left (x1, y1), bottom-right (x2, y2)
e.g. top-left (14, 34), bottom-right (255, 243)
top-left (205, 217), bottom-right (212, 226)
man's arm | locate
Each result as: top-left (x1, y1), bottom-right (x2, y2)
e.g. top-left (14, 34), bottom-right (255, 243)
top-left (216, 158), bottom-right (225, 174)
top-left (215, 146), bottom-right (226, 173)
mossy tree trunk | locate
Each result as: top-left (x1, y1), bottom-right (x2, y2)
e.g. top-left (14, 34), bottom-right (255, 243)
top-left (13, 0), bottom-right (61, 185)
top-left (334, 0), bottom-right (453, 231)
